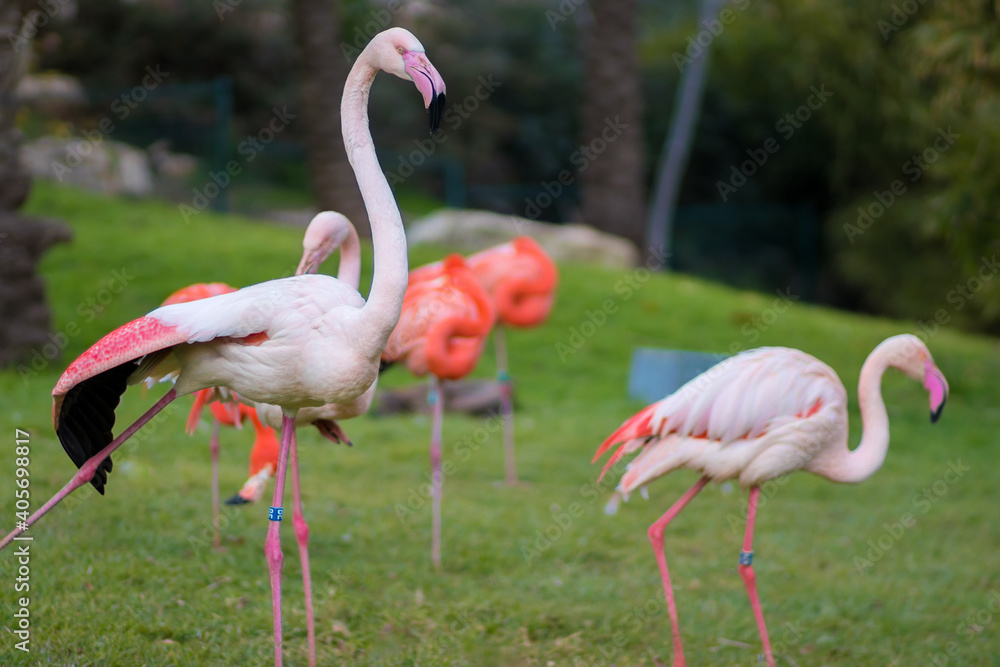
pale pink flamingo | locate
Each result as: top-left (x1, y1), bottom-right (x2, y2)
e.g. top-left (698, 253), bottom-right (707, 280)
top-left (381, 254), bottom-right (495, 569)
top-left (593, 334), bottom-right (948, 666)
top-left (1, 28), bottom-right (445, 667)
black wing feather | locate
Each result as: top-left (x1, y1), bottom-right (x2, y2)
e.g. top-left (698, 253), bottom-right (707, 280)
top-left (55, 358), bottom-right (138, 494)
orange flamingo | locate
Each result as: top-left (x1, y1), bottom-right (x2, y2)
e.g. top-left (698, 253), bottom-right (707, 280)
top-left (465, 237), bottom-right (557, 484)
top-left (382, 254), bottom-right (495, 569)
top-left (408, 237), bottom-right (558, 484)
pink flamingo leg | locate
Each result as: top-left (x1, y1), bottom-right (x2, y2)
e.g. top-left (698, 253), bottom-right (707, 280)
top-left (429, 376), bottom-right (443, 571)
top-left (289, 428), bottom-right (317, 667)
top-left (210, 418), bottom-right (221, 549)
top-left (739, 486), bottom-right (775, 667)
top-left (494, 326), bottom-right (517, 485)
top-left (647, 475), bottom-right (709, 667)
top-left (265, 412), bottom-right (296, 667)
top-left (0, 389), bottom-right (178, 551)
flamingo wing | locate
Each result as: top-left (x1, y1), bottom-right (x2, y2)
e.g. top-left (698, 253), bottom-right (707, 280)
top-left (51, 279), bottom-right (332, 493)
top-left (594, 347), bottom-right (847, 489)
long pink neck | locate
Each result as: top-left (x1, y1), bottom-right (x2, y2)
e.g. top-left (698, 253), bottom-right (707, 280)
top-left (337, 223), bottom-right (362, 291)
top-left (342, 50), bottom-right (408, 356)
top-left (826, 346), bottom-right (893, 483)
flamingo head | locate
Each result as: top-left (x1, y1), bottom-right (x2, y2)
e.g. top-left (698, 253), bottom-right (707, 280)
top-left (887, 334), bottom-right (949, 422)
top-left (372, 27), bottom-right (446, 132)
top-left (297, 211), bottom-right (354, 275)
top-left (225, 465), bottom-right (274, 506)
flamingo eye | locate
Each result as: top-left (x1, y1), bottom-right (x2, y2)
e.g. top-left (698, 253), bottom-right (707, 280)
top-left (397, 46), bottom-right (405, 54)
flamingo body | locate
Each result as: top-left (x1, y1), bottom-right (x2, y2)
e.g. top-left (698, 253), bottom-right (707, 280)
top-left (596, 347), bottom-right (848, 490)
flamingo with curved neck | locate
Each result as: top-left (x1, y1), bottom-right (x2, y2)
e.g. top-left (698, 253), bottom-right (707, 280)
top-left (3, 28), bottom-right (446, 667)
top-left (594, 334), bottom-right (949, 667)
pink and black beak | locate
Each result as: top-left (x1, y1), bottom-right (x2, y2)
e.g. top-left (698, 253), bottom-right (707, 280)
top-left (403, 51), bottom-right (446, 133)
top-left (924, 361), bottom-right (949, 423)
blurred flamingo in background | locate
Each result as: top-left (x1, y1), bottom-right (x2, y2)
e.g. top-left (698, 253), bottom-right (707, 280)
top-left (2, 28), bottom-right (447, 667)
top-left (382, 254), bottom-right (494, 569)
top-left (465, 237), bottom-right (557, 484)
top-left (160, 282), bottom-right (239, 549)
top-left (593, 334), bottom-right (948, 667)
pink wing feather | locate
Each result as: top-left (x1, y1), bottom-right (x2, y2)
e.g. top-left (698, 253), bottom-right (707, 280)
top-left (594, 348), bottom-right (845, 483)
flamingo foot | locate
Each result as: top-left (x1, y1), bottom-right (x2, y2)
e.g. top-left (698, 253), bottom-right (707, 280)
top-left (1, 389), bottom-right (178, 551)
top-left (315, 419), bottom-right (352, 446)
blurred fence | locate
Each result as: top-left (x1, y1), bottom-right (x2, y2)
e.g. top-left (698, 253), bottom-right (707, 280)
top-left (80, 77), bottom-right (232, 210)
top-left (68, 80), bottom-right (817, 298)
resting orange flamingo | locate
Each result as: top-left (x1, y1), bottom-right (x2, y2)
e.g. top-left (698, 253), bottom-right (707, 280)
top-left (1, 28), bottom-right (445, 667)
top-left (465, 236), bottom-right (557, 484)
top-left (593, 334), bottom-right (948, 667)
top-left (381, 254), bottom-right (494, 569)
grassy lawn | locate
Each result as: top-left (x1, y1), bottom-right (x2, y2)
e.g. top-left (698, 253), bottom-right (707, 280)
top-left (1, 181), bottom-right (998, 665)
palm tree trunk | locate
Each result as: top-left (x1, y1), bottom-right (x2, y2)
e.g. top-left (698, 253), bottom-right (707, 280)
top-left (578, 0), bottom-right (646, 249)
top-left (292, 0), bottom-right (370, 238)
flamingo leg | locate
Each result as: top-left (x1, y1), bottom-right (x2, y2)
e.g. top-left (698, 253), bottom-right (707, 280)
top-left (265, 412), bottom-right (296, 667)
top-left (429, 376), bottom-right (443, 571)
top-left (0, 388), bottom-right (179, 551)
top-left (290, 426), bottom-right (317, 667)
top-left (210, 418), bottom-right (221, 550)
top-left (739, 486), bottom-right (775, 667)
top-left (647, 475), bottom-right (709, 667)
top-left (494, 326), bottom-right (517, 485)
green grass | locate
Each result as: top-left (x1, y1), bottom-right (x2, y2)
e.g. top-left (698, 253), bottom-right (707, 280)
top-left (1, 181), bottom-right (999, 665)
